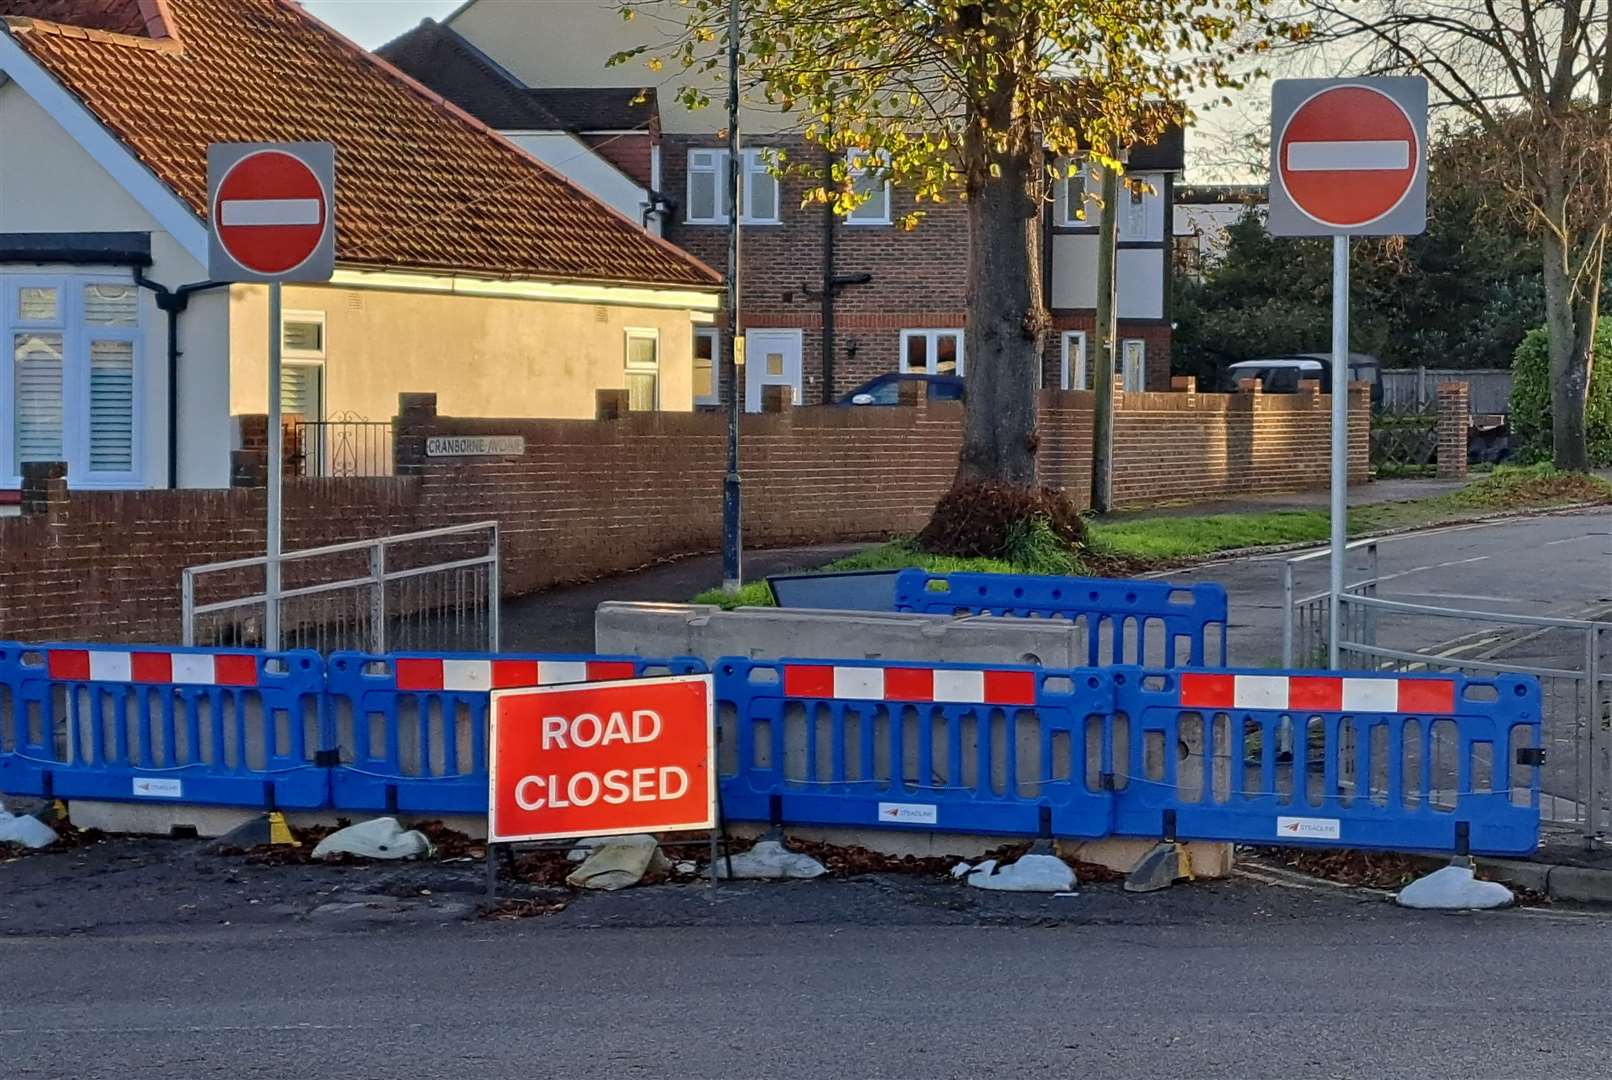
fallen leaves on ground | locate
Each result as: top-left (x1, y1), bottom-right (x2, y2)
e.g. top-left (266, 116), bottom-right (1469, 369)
top-left (481, 897), bottom-right (569, 920)
top-left (1249, 846), bottom-right (1426, 888)
top-left (1246, 846), bottom-right (1548, 904)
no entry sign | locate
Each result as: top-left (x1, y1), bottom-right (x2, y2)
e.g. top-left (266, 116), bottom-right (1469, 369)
top-left (488, 675), bottom-right (715, 843)
top-left (1268, 78), bottom-right (1427, 237)
top-left (206, 142), bottom-right (335, 282)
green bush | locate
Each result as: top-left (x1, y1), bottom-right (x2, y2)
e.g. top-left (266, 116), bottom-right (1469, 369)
top-left (1510, 319), bottom-right (1612, 465)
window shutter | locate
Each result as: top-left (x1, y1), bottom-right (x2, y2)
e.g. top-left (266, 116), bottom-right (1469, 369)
top-left (14, 332), bottom-right (64, 463)
top-left (281, 363), bottom-right (320, 420)
top-left (88, 339), bottom-right (134, 472)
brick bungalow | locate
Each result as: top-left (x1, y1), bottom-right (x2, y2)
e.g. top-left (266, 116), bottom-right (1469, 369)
top-left (0, 0), bottom-right (720, 494)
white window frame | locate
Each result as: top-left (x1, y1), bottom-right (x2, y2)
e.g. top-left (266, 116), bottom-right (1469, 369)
top-left (899, 329), bottom-right (966, 377)
top-left (1056, 157), bottom-right (1101, 227)
top-left (625, 327), bottom-right (661, 411)
top-left (1, 273), bottom-right (144, 489)
top-left (1060, 330), bottom-right (1088, 391)
top-left (685, 148), bottom-right (781, 225)
top-left (280, 308), bottom-right (327, 420)
top-left (693, 326), bottom-right (721, 407)
top-left (845, 149), bottom-right (891, 226)
top-left (1121, 338), bottom-right (1146, 392)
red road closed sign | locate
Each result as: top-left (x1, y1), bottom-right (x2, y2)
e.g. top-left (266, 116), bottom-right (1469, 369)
top-left (206, 142), bottom-right (336, 282)
top-left (488, 675), bottom-right (715, 843)
top-left (1268, 78), bottom-right (1427, 237)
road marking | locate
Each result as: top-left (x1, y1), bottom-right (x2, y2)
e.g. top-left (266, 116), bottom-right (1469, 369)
top-left (1373, 554), bottom-right (1490, 585)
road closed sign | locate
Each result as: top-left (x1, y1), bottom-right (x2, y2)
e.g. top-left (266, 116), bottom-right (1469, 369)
top-left (488, 674), bottom-right (715, 843)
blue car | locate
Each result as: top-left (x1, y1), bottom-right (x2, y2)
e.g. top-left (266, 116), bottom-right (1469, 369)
top-left (838, 373), bottom-right (966, 405)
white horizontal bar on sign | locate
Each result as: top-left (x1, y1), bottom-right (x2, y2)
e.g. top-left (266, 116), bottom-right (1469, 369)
top-left (1286, 140), bottom-right (1410, 172)
top-left (220, 198), bottom-right (322, 226)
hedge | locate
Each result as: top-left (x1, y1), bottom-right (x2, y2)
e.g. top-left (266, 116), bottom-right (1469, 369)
top-left (1510, 319), bottom-right (1612, 466)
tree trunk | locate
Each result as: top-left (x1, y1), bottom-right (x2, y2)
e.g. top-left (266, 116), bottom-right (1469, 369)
top-left (1542, 223), bottom-right (1592, 470)
top-left (954, 141), bottom-right (1046, 487)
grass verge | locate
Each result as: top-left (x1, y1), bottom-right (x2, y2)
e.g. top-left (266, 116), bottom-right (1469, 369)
top-left (693, 465), bottom-right (1612, 608)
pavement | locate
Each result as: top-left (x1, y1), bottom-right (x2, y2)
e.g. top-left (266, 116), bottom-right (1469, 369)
top-left (5, 833), bottom-right (1612, 1079)
top-left (500, 543), bottom-right (871, 653)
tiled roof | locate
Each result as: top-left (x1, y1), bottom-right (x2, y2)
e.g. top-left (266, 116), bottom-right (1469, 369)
top-left (375, 19), bottom-right (562, 132)
top-left (0, 0), bottom-right (718, 289)
top-left (527, 88), bottom-right (657, 134)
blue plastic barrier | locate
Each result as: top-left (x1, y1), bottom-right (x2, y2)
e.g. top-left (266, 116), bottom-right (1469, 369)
top-left (0, 641), bottom-right (328, 809)
top-left (893, 569), bottom-right (1229, 667)
top-left (323, 651), bottom-right (707, 814)
top-left (714, 656), bottom-right (1126, 838)
top-left (1110, 668), bottom-right (1543, 855)
top-left (0, 637), bottom-right (1544, 858)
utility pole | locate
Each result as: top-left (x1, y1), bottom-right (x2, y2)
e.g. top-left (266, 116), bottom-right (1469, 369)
top-left (1090, 160), bottom-right (1120, 512)
top-left (720, 0), bottom-right (743, 592)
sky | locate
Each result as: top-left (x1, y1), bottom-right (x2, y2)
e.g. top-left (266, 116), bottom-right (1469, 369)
top-left (302, 0), bottom-right (459, 48)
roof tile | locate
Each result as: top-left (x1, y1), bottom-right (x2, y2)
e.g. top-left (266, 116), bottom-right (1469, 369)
top-left (0, 0), bottom-right (718, 288)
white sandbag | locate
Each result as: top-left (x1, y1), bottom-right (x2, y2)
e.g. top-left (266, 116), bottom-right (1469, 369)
top-left (311, 817), bottom-right (432, 861)
top-left (966, 853), bottom-right (1077, 893)
top-left (714, 840), bottom-right (826, 880)
top-left (0, 810), bottom-right (58, 850)
top-left (1395, 863), bottom-right (1514, 910)
top-left (566, 834), bottom-right (670, 890)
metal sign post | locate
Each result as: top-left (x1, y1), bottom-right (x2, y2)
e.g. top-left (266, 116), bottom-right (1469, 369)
top-left (207, 142), bottom-right (336, 650)
top-left (1268, 78), bottom-right (1427, 669)
top-left (266, 281), bottom-right (283, 650)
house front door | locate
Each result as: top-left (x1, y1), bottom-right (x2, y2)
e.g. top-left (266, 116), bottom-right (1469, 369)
top-left (744, 329), bottom-right (803, 412)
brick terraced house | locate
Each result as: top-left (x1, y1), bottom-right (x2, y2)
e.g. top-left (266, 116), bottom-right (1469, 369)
top-left (0, 0), bottom-right (720, 494)
top-left (383, 2), bottom-right (1182, 409)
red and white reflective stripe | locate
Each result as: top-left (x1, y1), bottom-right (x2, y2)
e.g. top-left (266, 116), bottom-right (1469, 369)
top-left (782, 664), bottom-right (1036, 706)
top-left (46, 649), bottom-right (258, 687)
top-left (1179, 673), bottom-right (1454, 714)
top-left (393, 658), bottom-right (637, 693)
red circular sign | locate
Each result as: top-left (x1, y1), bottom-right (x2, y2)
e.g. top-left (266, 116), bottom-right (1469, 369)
top-left (211, 149), bottom-right (329, 276)
top-left (1278, 85), bottom-right (1418, 229)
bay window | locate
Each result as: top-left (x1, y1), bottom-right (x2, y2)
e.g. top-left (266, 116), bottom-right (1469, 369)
top-left (3, 275), bottom-right (142, 486)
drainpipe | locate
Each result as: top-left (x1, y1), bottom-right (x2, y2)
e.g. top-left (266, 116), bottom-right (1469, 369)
top-left (134, 271), bottom-right (226, 489)
top-left (821, 145), bottom-right (837, 402)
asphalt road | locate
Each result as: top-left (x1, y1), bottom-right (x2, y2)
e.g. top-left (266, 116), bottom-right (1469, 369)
top-left (1160, 509), bottom-right (1612, 666)
top-left (7, 834), bottom-right (1611, 1079)
top-left (7, 900), bottom-right (1610, 1080)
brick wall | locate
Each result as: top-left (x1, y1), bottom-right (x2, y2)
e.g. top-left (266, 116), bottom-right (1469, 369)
top-left (1109, 381), bottom-right (1372, 506)
top-left (0, 388), bottom-right (1365, 645)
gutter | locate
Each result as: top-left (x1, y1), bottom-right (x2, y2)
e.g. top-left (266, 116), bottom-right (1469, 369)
top-left (133, 271), bottom-right (227, 489)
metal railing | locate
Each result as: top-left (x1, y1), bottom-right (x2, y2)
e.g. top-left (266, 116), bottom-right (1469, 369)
top-left (182, 521), bottom-right (499, 655)
top-left (1281, 539), bottom-right (1379, 668)
top-left (287, 414), bottom-right (394, 478)
top-left (1283, 540), bottom-right (1610, 848)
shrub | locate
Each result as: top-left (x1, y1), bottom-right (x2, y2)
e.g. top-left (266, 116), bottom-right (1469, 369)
top-left (1510, 319), bottom-right (1612, 465)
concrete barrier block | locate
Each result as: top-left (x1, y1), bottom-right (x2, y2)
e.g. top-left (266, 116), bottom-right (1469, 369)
top-left (595, 602), bottom-right (1085, 667)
